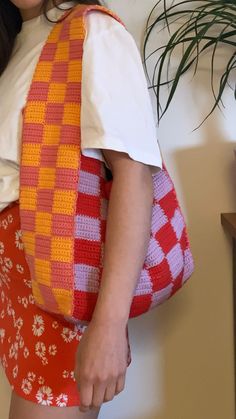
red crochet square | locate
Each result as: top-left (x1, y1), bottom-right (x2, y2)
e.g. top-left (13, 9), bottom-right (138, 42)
top-left (148, 258), bottom-right (172, 292)
top-left (76, 193), bottom-right (100, 218)
top-left (35, 235), bottom-right (51, 259)
top-left (19, 210), bottom-right (35, 231)
top-left (22, 123), bottom-right (44, 143)
top-left (74, 238), bottom-right (101, 266)
top-left (40, 43), bottom-right (57, 61)
top-left (41, 145), bottom-right (58, 168)
top-left (51, 62), bottom-right (69, 83)
top-left (159, 189), bottom-right (178, 220)
top-left (81, 155), bottom-right (102, 175)
top-left (73, 290), bottom-right (98, 321)
top-left (45, 103), bottom-right (64, 124)
top-left (69, 39), bottom-right (83, 60)
top-left (51, 261), bottom-right (74, 290)
top-left (52, 213), bottom-right (75, 236)
top-left (37, 189), bottom-right (54, 212)
top-left (155, 222), bottom-right (178, 255)
top-left (27, 82), bottom-right (49, 101)
top-left (65, 82), bottom-right (82, 102)
top-left (20, 167), bottom-right (39, 187)
top-left (129, 294), bottom-right (152, 318)
top-left (55, 168), bottom-right (77, 189)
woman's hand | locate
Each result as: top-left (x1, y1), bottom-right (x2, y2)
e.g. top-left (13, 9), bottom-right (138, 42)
top-left (74, 319), bottom-right (129, 413)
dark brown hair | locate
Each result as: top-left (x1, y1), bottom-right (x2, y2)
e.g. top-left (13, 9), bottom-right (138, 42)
top-left (0, 0), bottom-right (102, 75)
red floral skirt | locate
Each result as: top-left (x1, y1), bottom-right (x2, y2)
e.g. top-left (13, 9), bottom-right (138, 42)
top-left (0, 202), bottom-right (131, 407)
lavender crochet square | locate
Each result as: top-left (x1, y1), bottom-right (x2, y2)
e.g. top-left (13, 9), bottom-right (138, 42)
top-left (78, 170), bottom-right (100, 196)
top-left (75, 215), bottom-right (101, 241)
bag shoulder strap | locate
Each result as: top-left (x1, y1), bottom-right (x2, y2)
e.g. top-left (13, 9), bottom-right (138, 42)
top-left (19, 4), bottom-right (126, 314)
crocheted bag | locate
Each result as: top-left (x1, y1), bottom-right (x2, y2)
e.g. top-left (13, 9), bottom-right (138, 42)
top-left (19, 4), bottom-right (194, 323)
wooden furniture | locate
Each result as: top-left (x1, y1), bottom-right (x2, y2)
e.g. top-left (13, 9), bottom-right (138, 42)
top-left (221, 213), bottom-right (236, 415)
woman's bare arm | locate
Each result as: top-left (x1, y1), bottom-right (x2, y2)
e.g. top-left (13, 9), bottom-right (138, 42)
top-left (75, 150), bottom-right (154, 413)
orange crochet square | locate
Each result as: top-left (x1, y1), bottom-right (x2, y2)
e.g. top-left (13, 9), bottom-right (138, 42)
top-left (34, 62), bottom-right (53, 82)
top-left (38, 168), bottom-right (56, 189)
top-left (62, 103), bottom-right (81, 125)
top-left (52, 190), bottom-right (76, 215)
top-left (20, 187), bottom-right (37, 211)
top-left (56, 145), bottom-right (79, 169)
top-left (35, 212), bottom-right (52, 236)
top-left (31, 280), bottom-right (45, 305)
top-left (48, 83), bottom-right (67, 103)
top-left (22, 231), bottom-right (35, 256)
top-left (51, 237), bottom-right (73, 262)
top-left (35, 258), bottom-right (51, 286)
top-left (21, 144), bottom-right (41, 167)
top-left (55, 41), bottom-right (70, 61)
top-left (47, 24), bottom-right (61, 43)
top-left (52, 288), bottom-right (73, 315)
top-left (68, 60), bottom-right (82, 82)
top-left (43, 125), bottom-right (61, 145)
top-left (70, 17), bottom-right (84, 40)
top-left (24, 102), bottom-right (46, 124)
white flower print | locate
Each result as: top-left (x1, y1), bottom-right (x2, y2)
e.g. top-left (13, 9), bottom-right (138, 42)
top-left (4, 257), bottom-right (13, 270)
top-left (0, 242), bottom-right (4, 255)
top-left (21, 297), bottom-right (28, 308)
top-left (7, 214), bottom-right (13, 224)
top-left (9, 342), bottom-right (18, 360)
top-left (70, 371), bottom-right (75, 381)
top-left (0, 328), bottom-right (5, 344)
top-left (24, 279), bottom-right (32, 289)
top-left (17, 296), bottom-right (22, 304)
top-left (19, 336), bottom-right (24, 349)
top-left (38, 376), bottom-right (45, 385)
top-left (1, 290), bottom-right (5, 303)
top-left (28, 294), bottom-right (34, 304)
top-left (7, 302), bottom-right (13, 316)
top-left (48, 345), bottom-right (57, 356)
top-left (12, 365), bottom-right (18, 379)
top-left (35, 342), bottom-right (46, 359)
top-left (15, 317), bottom-right (23, 330)
top-left (15, 230), bottom-right (24, 250)
top-left (23, 347), bottom-right (29, 358)
top-left (56, 393), bottom-right (68, 407)
top-left (36, 386), bottom-right (53, 406)
top-left (62, 370), bottom-right (69, 379)
top-left (0, 309), bottom-right (5, 319)
top-left (74, 323), bottom-right (87, 335)
top-left (27, 372), bottom-right (36, 382)
top-left (21, 379), bottom-right (32, 395)
top-left (1, 355), bottom-right (8, 370)
top-left (1, 220), bottom-right (8, 230)
top-left (16, 264), bottom-right (24, 274)
top-left (52, 321), bottom-right (59, 329)
top-left (2, 257), bottom-right (13, 274)
top-left (41, 357), bottom-right (48, 366)
top-left (61, 327), bottom-right (77, 343)
top-left (32, 315), bottom-right (45, 337)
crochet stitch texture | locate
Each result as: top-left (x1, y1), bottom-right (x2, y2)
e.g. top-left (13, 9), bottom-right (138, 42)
top-left (19, 4), bottom-right (194, 322)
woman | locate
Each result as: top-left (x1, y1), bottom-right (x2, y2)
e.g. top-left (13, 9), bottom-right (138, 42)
top-left (0, 1), bottom-right (162, 418)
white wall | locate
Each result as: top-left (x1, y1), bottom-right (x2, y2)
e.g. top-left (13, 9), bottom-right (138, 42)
top-left (1, 1), bottom-right (235, 418)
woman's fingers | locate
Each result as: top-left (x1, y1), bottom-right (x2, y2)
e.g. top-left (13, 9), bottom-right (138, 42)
top-left (103, 381), bottom-right (117, 403)
top-left (115, 374), bottom-right (126, 395)
top-left (77, 378), bottom-right (93, 413)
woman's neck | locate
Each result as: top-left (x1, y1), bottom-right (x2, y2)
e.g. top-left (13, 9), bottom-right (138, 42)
top-left (20, 0), bottom-right (66, 22)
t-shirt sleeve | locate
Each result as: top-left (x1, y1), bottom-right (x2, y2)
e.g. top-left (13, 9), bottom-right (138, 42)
top-left (81, 11), bottom-right (163, 175)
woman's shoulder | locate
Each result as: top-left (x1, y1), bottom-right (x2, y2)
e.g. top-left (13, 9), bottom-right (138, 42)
top-left (83, 7), bottom-right (128, 41)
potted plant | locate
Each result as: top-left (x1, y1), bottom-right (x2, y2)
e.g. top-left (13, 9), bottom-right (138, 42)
top-left (143, 0), bottom-right (236, 126)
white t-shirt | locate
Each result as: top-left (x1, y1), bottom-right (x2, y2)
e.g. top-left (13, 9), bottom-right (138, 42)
top-left (0, 1), bottom-right (162, 212)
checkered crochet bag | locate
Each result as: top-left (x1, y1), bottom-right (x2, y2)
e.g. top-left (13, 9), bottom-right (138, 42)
top-left (19, 4), bottom-right (194, 323)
